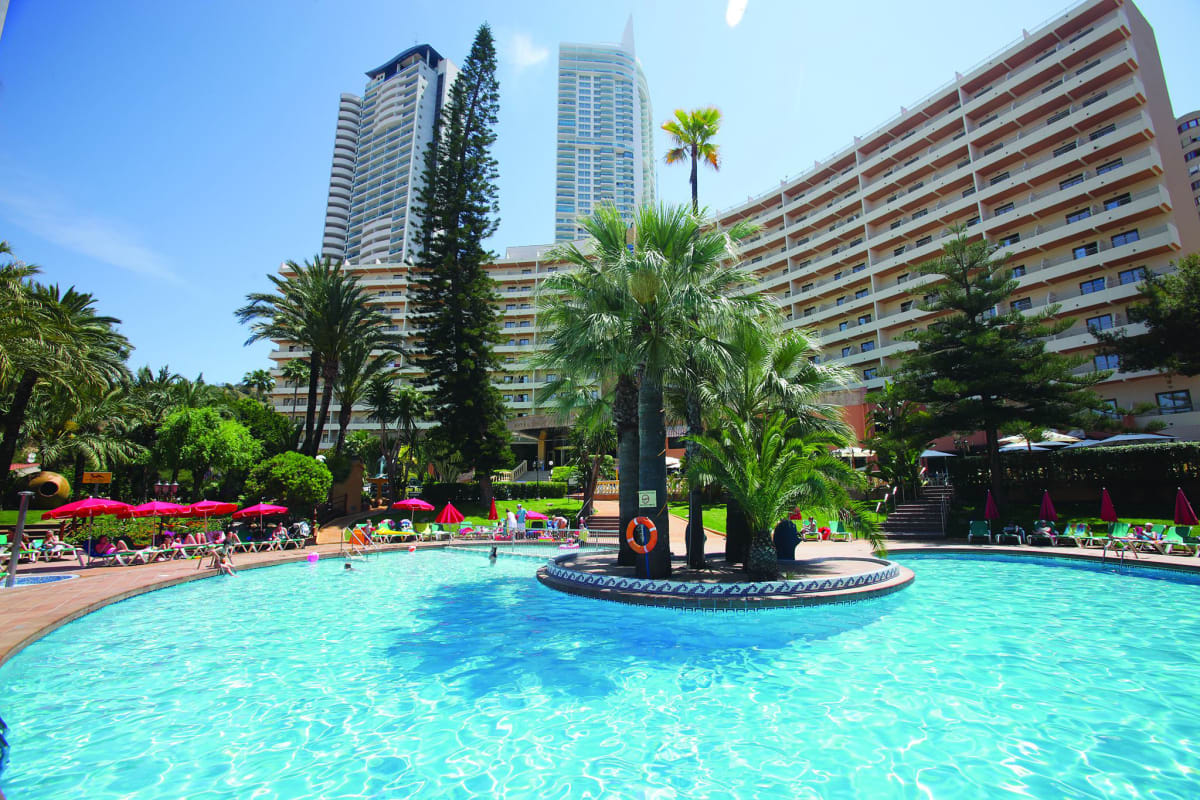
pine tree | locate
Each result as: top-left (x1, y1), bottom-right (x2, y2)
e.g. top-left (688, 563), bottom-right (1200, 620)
top-left (890, 226), bottom-right (1104, 502)
top-left (409, 23), bottom-right (511, 503)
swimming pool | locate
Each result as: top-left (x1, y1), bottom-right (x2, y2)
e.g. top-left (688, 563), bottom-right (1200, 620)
top-left (1, 573), bottom-right (77, 588)
top-left (2, 550), bottom-right (1198, 798)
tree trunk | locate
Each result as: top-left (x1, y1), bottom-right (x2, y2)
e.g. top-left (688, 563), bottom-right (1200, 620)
top-left (0, 370), bottom-right (38, 504)
top-left (334, 400), bottom-right (352, 455)
top-left (73, 454), bottom-right (86, 499)
top-left (479, 471), bottom-right (494, 507)
top-left (725, 495), bottom-right (750, 565)
top-left (745, 528), bottom-right (780, 580)
top-left (311, 361), bottom-right (338, 456)
top-left (636, 372), bottom-right (671, 579)
top-left (689, 150), bottom-right (699, 213)
top-left (985, 426), bottom-right (1003, 506)
top-left (613, 373), bottom-right (640, 566)
top-left (302, 356), bottom-right (321, 454)
top-left (581, 452), bottom-right (602, 518)
top-left (684, 388), bottom-right (706, 569)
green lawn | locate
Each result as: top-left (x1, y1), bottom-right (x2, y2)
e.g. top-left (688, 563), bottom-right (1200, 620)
top-left (957, 499), bottom-right (1180, 531)
top-left (0, 509), bottom-right (49, 526)
top-left (359, 497), bottom-right (583, 527)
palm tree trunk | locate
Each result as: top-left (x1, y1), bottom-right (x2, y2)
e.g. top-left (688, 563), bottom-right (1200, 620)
top-left (581, 452), bottom-right (602, 518)
top-left (312, 361), bottom-right (338, 456)
top-left (334, 401), bottom-right (352, 455)
top-left (302, 356), bottom-right (321, 454)
top-left (73, 454), bottom-right (86, 499)
top-left (291, 383), bottom-right (300, 425)
top-left (478, 472), bottom-right (494, 507)
top-left (684, 387), bottom-right (706, 568)
top-left (689, 148), bottom-right (699, 213)
top-left (725, 495), bottom-right (750, 565)
top-left (745, 527), bottom-right (780, 580)
top-left (613, 373), bottom-right (640, 566)
top-left (0, 370), bottom-right (38, 503)
top-left (636, 372), bottom-right (671, 579)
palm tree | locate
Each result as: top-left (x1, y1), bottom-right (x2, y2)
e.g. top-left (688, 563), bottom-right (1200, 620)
top-left (332, 335), bottom-right (398, 455)
top-left (539, 205), bottom-right (643, 566)
top-left (697, 322), bottom-right (854, 564)
top-left (31, 384), bottom-right (146, 496)
top-left (662, 108), bottom-right (722, 213)
top-left (689, 410), bottom-right (877, 580)
top-left (621, 204), bottom-right (768, 577)
top-left (0, 282), bottom-right (130, 498)
top-left (242, 369), bottom-right (275, 399)
top-left (390, 386), bottom-right (427, 498)
top-left (280, 358), bottom-right (310, 425)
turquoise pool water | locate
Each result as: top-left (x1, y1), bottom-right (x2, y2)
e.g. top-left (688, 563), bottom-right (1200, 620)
top-left (2, 551), bottom-right (1198, 798)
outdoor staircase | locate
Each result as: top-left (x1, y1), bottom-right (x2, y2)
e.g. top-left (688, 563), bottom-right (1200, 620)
top-left (880, 485), bottom-right (954, 539)
top-left (587, 515), bottom-right (621, 542)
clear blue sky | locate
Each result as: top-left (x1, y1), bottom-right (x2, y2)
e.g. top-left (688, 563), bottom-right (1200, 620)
top-left (1, 0), bottom-right (1196, 384)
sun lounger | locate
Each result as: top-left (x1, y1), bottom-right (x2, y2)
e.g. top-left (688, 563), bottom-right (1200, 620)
top-left (829, 520), bottom-right (851, 542)
top-left (1164, 526), bottom-right (1200, 557)
top-left (967, 520), bottom-right (991, 544)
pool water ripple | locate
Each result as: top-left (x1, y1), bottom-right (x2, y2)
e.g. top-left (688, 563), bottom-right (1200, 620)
top-left (2, 551), bottom-right (1200, 798)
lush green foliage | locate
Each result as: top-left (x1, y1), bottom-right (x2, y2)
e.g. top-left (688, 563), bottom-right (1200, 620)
top-left (418, 481), bottom-right (569, 506)
top-left (244, 452), bottom-right (333, 511)
top-left (155, 407), bottom-right (261, 499)
top-left (409, 24), bottom-right (511, 500)
top-left (865, 382), bottom-right (930, 500)
top-left (1094, 252), bottom-right (1200, 376)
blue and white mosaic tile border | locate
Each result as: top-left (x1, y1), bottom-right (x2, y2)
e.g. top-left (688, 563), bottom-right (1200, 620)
top-left (545, 554), bottom-right (900, 597)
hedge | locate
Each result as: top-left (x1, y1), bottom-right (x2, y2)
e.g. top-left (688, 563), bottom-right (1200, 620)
top-left (418, 481), bottom-right (569, 506)
top-left (947, 442), bottom-right (1200, 505)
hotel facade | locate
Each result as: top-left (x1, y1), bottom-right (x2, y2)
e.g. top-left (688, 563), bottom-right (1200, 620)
top-left (271, 0), bottom-right (1200, 453)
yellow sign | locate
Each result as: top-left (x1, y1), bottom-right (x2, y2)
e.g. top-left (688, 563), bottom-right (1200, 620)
top-left (81, 472), bottom-right (112, 484)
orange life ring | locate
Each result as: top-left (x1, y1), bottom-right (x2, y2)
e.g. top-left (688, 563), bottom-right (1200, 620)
top-left (625, 516), bottom-right (658, 554)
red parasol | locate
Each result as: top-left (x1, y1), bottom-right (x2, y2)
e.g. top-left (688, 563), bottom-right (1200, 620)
top-left (232, 503), bottom-right (289, 519)
top-left (1099, 488), bottom-right (1118, 523)
top-left (1174, 487), bottom-right (1199, 526)
top-left (183, 500), bottom-right (238, 517)
top-left (488, 498), bottom-right (499, 520)
top-left (43, 497), bottom-right (132, 519)
top-left (434, 503), bottom-right (465, 524)
top-left (117, 501), bottom-right (188, 519)
top-left (1038, 490), bottom-right (1057, 522)
top-left (392, 498), bottom-right (435, 511)
top-left (525, 511), bottom-right (549, 521)
top-left (983, 490), bottom-right (999, 520)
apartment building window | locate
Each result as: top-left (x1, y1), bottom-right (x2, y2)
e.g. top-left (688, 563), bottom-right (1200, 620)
top-left (967, 216), bottom-right (981, 227)
top-left (1079, 277), bottom-right (1105, 295)
top-left (1157, 390), bottom-right (1193, 414)
top-left (834, 271), bottom-right (843, 280)
top-left (503, 375), bottom-right (514, 383)
top-left (1089, 124), bottom-right (1115, 141)
top-left (504, 321), bottom-right (515, 329)
top-left (863, 368), bottom-right (879, 380)
top-left (861, 340), bottom-right (876, 352)
top-left (855, 288), bottom-right (869, 299)
top-left (801, 282), bottom-right (813, 292)
top-left (1010, 297), bottom-right (1032, 312)
top-left (981, 306), bottom-right (997, 319)
top-left (503, 395), bottom-right (513, 402)
top-left (1096, 158), bottom-right (1123, 175)
top-left (893, 246), bottom-right (905, 257)
top-left (900, 300), bottom-right (914, 313)
top-left (1111, 230), bottom-right (1139, 247)
top-left (916, 235), bottom-right (933, 247)
top-left (1080, 91), bottom-right (1108, 108)
top-left (1191, 180), bottom-right (1200, 191)
top-left (519, 320), bottom-right (531, 327)
top-left (962, 186), bottom-right (977, 198)
top-left (890, 220), bottom-right (903, 230)
top-left (803, 307), bottom-right (815, 317)
top-left (1066, 208), bottom-right (1091, 224)
top-left (995, 202), bottom-right (1015, 216)
top-left (841, 346), bottom-right (853, 358)
top-left (912, 209), bottom-right (928, 219)
top-left (858, 314), bottom-right (872, 325)
top-left (1181, 119), bottom-right (1200, 133)
top-left (1060, 174), bottom-right (1084, 190)
top-left (1011, 265), bottom-right (1026, 277)
top-left (1086, 313), bottom-right (1113, 331)
top-left (1053, 141), bottom-right (1077, 157)
top-left (1046, 109), bottom-right (1069, 124)
top-left (852, 264), bottom-right (866, 273)
top-left (836, 296), bottom-right (846, 306)
top-left (1185, 149), bottom-right (1200, 163)
top-left (518, 338), bottom-right (530, 346)
top-left (521, 269), bottom-right (532, 275)
top-left (506, 303), bottom-right (515, 310)
top-left (839, 321), bottom-right (849, 331)
top-left (998, 233), bottom-right (1020, 247)
top-left (1093, 353), bottom-right (1120, 371)
top-left (989, 171), bottom-right (1010, 186)
top-left (1118, 267), bottom-right (1146, 285)
top-left (1073, 242), bottom-right (1098, 260)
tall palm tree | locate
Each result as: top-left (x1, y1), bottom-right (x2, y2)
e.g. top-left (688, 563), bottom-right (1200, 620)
top-left (31, 384), bottom-right (146, 496)
top-left (280, 358), bottom-right (310, 425)
top-left (662, 107), bottom-right (722, 213)
top-left (539, 205), bottom-right (643, 566)
top-left (0, 282), bottom-right (130, 497)
top-left (390, 386), bottom-right (427, 499)
top-left (242, 369), bottom-right (275, 399)
top-left (332, 335), bottom-right (398, 455)
top-left (689, 410), bottom-right (875, 579)
top-left (620, 204), bottom-right (769, 577)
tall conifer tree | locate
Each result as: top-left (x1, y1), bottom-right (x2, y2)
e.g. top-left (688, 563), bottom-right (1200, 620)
top-left (410, 24), bottom-right (511, 503)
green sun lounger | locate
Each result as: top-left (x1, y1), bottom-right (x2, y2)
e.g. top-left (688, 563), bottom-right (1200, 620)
top-left (828, 520), bottom-right (851, 542)
top-left (967, 520), bottom-right (991, 544)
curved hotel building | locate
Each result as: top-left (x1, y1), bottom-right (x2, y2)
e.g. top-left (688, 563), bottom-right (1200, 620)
top-left (271, 0), bottom-right (1200, 454)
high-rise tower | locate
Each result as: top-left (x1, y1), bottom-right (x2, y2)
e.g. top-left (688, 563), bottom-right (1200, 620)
top-left (320, 45), bottom-right (457, 264)
top-left (554, 19), bottom-right (657, 242)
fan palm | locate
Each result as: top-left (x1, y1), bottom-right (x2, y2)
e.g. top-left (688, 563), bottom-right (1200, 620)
top-left (242, 369), bottom-right (275, 399)
top-left (332, 335), bottom-right (398, 455)
top-left (689, 410), bottom-right (877, 579)
top-left (662, 107), bottom-right (722, 213)
top-left (539, 205), bottom-right (643, 565)
top-left (280, 358), bottom-right (310, 424)
top-left (32, 384), bottom-right (146, 495)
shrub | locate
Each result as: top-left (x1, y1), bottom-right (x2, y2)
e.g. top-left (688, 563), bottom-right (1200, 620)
top-left (418, 481), bottom-right (569, 505)
top-left (245, 452), bottom-right (333, 511)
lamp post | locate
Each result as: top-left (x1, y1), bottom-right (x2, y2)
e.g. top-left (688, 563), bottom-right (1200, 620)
top-left (548, 460), bottom-right (554, 496)
top-left (533, 459), bottom-right (542, 500)
top-left (154, 481), bottom-right (179, 501)
top-left (5, 491), bottom-right (33, 588)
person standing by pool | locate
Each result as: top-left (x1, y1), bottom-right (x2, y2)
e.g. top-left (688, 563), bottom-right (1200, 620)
top-left (515, 504), bottom-right (528, 538)
top-left (505, 508), bottom-right (518, 538)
